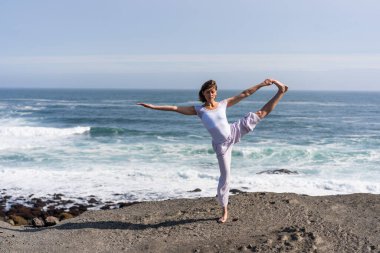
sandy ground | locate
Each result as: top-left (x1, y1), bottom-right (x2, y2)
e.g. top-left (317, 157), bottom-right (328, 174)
top-left (0, 192), bottom-right (379, 253)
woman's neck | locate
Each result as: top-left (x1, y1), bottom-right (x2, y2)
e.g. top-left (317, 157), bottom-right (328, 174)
top-left (204, 100), bottom-right (218, 109)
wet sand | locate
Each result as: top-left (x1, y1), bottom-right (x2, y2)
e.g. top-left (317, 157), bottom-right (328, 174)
top-left (0, 192), bottom-right (379, 252)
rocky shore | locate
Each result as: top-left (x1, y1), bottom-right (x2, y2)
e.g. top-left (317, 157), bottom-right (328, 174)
top-left (0, 170), bottom-right (299, 227)
top-left (0, 192), bottom-right (379, 252)
top-left (0, 189), bottom-right (137, 227)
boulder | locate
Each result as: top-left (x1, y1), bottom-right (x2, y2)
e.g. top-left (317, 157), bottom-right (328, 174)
top-left (31, 198), bottom-right (46, 208)
top-left (69, 206), bottom-right (81, 216)
top-left (59, 212), bottom-right (74, 221)
top-left (8, 219), bottom-right (15, 226)
top-left (9, 215), bottom-right (28, 226)
top-left (6, 204), bottom-right (34, 220)
top-left (45, 216), bottom-right (59, 226)
top-left (100, 205), bottom-right (111, 210)
top-left (88, 198), bottom-right (98, 204)
top-left (32, 217), bottom-right (45, 227)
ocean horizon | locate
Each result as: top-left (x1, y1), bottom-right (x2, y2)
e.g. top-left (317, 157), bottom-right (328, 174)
top-left (0, 88), bottom-right (379, 210)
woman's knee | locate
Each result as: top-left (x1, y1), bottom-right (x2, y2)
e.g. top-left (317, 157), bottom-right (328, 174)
top-left (256, 110), bottom-right (267, 119)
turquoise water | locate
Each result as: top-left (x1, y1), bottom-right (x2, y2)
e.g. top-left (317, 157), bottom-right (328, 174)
top-left (0, 88), bottom-right (379, 206)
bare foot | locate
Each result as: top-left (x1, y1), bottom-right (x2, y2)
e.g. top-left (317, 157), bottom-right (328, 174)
top-left (218, 208), bottom-right (228, 223)
top-left (272, 80), bottom-right (288, 93)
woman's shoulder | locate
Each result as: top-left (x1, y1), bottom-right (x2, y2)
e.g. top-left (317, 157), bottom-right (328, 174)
top-left (194, 103), bottom-right (204, 109)
top-left (220, 99), bottom-right (228, 107)
top-left (194, 104), bottom-right (204, 115)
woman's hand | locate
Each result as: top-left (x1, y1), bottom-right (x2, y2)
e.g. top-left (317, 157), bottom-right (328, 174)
top-left (262, 79), bottom-right (274, 86)
top-left (137, 103), bottom-right (155, 109)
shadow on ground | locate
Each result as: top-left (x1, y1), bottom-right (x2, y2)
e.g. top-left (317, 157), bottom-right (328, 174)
top-left (0, 217), bottom-right (217, 233)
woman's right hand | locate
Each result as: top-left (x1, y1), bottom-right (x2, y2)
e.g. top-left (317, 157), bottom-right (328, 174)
top-left (137, 103), bottom-right (155, 109)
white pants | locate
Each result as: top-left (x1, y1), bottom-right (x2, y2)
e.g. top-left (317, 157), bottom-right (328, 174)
top-left (212, 112), bottom-right (261, 207)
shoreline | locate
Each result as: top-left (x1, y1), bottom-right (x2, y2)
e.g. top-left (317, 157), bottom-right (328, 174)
top-left (1, 192), bottom-right (379, 252)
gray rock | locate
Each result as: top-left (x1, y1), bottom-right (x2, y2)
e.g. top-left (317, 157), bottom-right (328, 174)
top-left (230, 189), bottom-right (245, 194)
top-left (257, 169), bottom-right (298, 175)
top-left (88, 198), bottom-right (98, 204)
top-left (189, 188), bottom-right (202, 192)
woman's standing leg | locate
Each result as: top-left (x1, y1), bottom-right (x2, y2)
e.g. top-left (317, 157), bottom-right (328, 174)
top-left (216, 146), bottom-right (232, 223)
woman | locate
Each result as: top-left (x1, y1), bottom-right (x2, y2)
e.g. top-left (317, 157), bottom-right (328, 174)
top-left (138, 79), bottom-right (288, 223)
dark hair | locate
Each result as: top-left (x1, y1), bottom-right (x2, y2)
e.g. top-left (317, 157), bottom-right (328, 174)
top-left (198, 80), bottom-right (217, 102)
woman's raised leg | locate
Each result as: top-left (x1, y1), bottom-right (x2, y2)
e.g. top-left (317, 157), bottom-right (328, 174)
top-left (256, 80), bottom-right (288, 119)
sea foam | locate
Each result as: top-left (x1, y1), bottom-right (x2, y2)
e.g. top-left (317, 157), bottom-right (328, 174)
top-left (0, 126), bottom-right (90, 137)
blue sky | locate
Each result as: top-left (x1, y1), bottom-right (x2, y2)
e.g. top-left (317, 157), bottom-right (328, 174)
top-left (0, 0), bottom-right (379, 90)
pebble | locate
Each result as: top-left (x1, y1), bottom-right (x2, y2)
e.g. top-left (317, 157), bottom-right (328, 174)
top-left (238, 245), bottom-right (247, 251)
top-left (247, 244), bottom-right (257, 251)
top-left (286, 199), bottom-right (300, 205)
top-left (280, 234), bottom-right (289, 241)
top-left (290, 233), bottom-right (300, 241)
top-left (313, 235), bottom-right (323, 245)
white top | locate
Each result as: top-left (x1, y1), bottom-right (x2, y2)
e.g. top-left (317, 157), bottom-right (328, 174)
top-left (195, 99), bottom-right (231, 144)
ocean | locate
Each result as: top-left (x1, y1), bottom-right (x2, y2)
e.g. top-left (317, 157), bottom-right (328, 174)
top-left (0, 88), bottom-right (379, 209)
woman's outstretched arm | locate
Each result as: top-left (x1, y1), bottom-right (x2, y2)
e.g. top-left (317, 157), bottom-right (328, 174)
top-left (137, 103), bottom-right (197, 115)
top-left (226, 79), bottom-right (273, 107)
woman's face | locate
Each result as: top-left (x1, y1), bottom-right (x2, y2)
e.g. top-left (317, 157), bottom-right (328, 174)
top-left (203, 87), bottom-right (217, 102)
